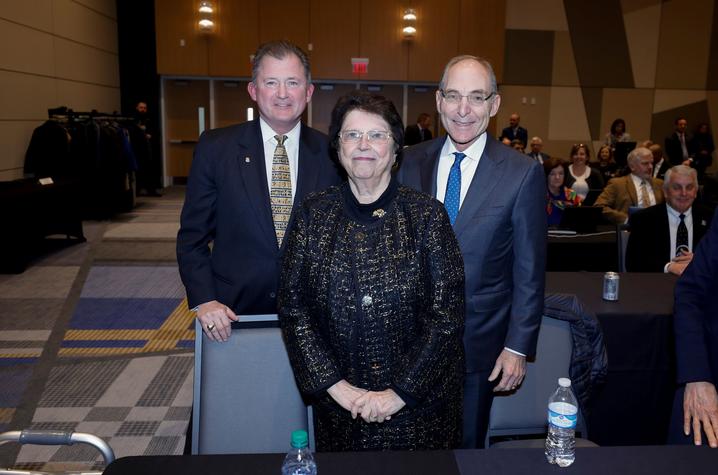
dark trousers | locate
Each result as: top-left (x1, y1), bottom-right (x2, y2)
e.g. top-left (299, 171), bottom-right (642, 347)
top-left (463, 370), bottom-right (498, 448)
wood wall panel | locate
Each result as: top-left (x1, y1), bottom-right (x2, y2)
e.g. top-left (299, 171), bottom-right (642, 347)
top-left (309, 0), bottom-right (360, 80)
top-left (0, 0), bottom-right (53, 32)
top-left (259, 0), bottom-right (310, 49)
top-left (53, 0), bottom-right (118, 52)
top-left (458, 0), bottom-right (506, 83)
top-left (359, 0), bottom-right (408, 81)
top-left (213, 80), bottom-right (253, 129)
top-left (155, 0), bottom-right (208, 75)
top-left (208, 0), bottom-right (258, 77)
top-left (408, 0), bottom-right (460, 82)
top-left (164, 79), bottom-right (209, 177)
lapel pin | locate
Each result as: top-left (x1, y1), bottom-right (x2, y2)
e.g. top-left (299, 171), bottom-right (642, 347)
top-left (245, 156), bottom-right (251, 163)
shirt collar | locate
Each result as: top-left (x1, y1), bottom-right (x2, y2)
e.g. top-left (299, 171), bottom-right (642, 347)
top-left (441, 132), bottom-right (487, 162)
top-left (259, 117), bottom-right (301, 145)
top-left (667, 203), bottom-right (692, 219)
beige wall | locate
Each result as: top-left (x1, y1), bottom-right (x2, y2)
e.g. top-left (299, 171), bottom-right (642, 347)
top-left (501, 0), bottom-right (718, 173)
top-left (0, 0), bottom-right (120, 181)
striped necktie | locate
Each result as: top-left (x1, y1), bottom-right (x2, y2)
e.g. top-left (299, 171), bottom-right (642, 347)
top-left (639, 180), bottom-right (650, 207)
top-left (270, 135), bottom-right (292, 246)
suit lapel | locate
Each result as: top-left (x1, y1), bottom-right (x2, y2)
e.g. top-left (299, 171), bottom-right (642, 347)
top-left (453, 136), bottom-right (505, 237)
top-left (236, 120), bottom-right (276, 243)
top-left (657, 204), bottom-right (671, 263)
top-left (420, 139), bottom-right (444, 197)
top-left (294, 124), bottom-right (321, 203)
top-left (627, 177), bottom-right (638, 205)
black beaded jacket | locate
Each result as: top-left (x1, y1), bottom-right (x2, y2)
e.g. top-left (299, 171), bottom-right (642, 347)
top-left (279, 180), bottom-right (465, 451)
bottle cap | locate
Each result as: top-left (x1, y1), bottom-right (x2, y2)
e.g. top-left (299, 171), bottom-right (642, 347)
top-left (558, 377), bottom-right (571, 387)
top-left (291, 430), bottom-right (308, 448)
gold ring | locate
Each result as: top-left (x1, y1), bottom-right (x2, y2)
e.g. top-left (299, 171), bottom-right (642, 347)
top-left (207, 323), bottom-right (215, 332)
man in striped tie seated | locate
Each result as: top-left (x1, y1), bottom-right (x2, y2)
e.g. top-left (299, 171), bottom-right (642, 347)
top-left (594, 147), bottom-right (665, 224)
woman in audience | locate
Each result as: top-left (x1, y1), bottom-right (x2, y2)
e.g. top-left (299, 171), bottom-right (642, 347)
top-left (604, 118), bottom-right (631, 149)
top-left (565, 143), bottom-right (605, 200)
top-left (593, 144), bottom-right (618, 183)
top-left (545, 157), bottom-right (582, 226)
top-left (279, 91), bottom-right (465, 451)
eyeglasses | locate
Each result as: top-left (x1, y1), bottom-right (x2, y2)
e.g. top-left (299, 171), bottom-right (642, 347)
top-left (439, 89), bottom-right (496, 106)
top-left (338, 129), bottom-right (393, 144)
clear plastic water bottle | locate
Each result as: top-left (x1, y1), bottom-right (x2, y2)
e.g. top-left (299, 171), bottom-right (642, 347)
top-left (281, 430), bottom-right (317, 475)
top-left (545, 377), bottom-right (578, 467)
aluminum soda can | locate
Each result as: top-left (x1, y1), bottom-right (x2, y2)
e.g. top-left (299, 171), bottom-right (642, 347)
top-left (603, 272), bottom-right (619, 301)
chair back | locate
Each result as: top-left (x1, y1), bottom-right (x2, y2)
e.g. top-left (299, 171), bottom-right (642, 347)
top-left (486, 316), bottom-right (587, 446)
top-left (192, 316), bottom-right (311, 454)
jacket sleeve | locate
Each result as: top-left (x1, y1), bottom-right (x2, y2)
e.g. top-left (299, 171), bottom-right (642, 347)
top-left (674, 208), bottom-right (718, 384)
top-left (176, 133), bottom-right (219, 309)
top-left (278, 205), bottom-right (343, 396)
top-left (595, 179), bottom-right (627, 225)
top-left (392, 204), bottom-right (465, 402)
top-left (504, 160), bottom-right (547, 356)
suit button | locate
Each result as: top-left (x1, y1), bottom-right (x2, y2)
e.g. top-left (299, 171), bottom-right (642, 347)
top-left (361, 295), bottom-right (372, 307)
top-left (270, 292), bottom-right (276, 299)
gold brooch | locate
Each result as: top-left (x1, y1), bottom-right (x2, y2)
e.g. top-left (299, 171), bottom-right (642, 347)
top-left (372, 209), bottom-right (386, 218)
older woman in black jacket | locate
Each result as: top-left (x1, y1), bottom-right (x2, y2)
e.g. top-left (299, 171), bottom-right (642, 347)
top-left (279, 91), bottom-right (465, 451)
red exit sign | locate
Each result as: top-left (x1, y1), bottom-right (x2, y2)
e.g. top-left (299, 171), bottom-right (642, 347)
top-left (351, 57), bottom-right (369, 75)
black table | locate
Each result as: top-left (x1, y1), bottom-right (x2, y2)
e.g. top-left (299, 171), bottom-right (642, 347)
top-left (0, 177), bottom-right (85, 273)
top-left (546, 272), bottom-right (677, 446)
top-left (547, 228), bottom-right (617, 271)
top-left (104, 446), bottom-right (718, 475)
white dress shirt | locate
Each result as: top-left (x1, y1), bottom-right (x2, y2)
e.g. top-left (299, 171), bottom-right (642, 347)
top-left (259, 118), bottom-right (300, 202)
top-left (436, 133), bottom-right (486, 207)
top-left (667, 205), bottom-right (693, 260)
top-left (630, 173), bottom-right (657, 208)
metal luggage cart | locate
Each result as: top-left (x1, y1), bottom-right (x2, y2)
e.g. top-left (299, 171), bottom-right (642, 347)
top-left (0, 430), bottom-right (114, 475)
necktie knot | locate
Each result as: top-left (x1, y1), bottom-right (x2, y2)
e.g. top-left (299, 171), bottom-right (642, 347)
top-left (679, 213), bottom-right (685, 221)
top-left (453, 152), bottom-right (466, 168)
top-left (275, 135), bottom-right (287, 146)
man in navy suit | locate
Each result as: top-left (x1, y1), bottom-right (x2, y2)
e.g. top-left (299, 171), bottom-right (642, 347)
top-left (669, 205), bottom-right (718, 447)
top-left (499, 113), bottom-right (528, 151)
top-left (177, 41), bottom-right (341, 342)
top-left (626, 166), bottom-right (711, 275)
top-left (399, 55), bottom-right (546, 448)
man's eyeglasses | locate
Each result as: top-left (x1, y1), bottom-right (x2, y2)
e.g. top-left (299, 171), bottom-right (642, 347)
top-left (338, 130), bottom-right (393, 144)
top-left (439, 89), bottom-right (496, 106)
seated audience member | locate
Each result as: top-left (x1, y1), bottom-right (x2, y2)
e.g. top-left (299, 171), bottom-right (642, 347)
top-left (650, 144), bottom-right (670, 180)
top-left (404, 112), bottom-right (433, 146)
top-left (527, 136), bottom-right (549, 163)
top-left (593, 145), bottom-right (618, 183)
top-left (510, 139), bottom-right (525, 152)
top-left (545, 157), bottom-right (582, 226)
top-left (565, 143), bottom-right (605, 200)
top-left (604, 118), bottom-right (632, 149)
top-left (626, 166), bottom-right (712, 275)
top-left (595, 147), bottom-right (665, 224)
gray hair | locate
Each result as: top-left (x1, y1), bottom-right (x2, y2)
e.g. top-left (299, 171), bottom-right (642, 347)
top-left (663, 165), bottom-right (697, 190)
top-left (627, 146), bottom-right (652, 167)
top-left (530, 136), bottom-right (543, 144)
top-left (438, 55), bottom-right (498, 96)
top-left (251, 40), bottom-right (311, 84)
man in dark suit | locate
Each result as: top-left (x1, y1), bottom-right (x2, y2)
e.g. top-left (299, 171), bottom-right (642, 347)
top-left (526, 136), bottom-right (549, 164)
top-left (398, 55), bottom-right (546, 448)
top-left (650, 144), bottom-right (670, 180)
top-left (177, 41), bottom-right (341, 342)
top-left (404, 112), bottom-right (433, 146)
top-left (669, 205), bottom-right (718, 447)
top-left (665, 117), bottom-right (695, 166)
top-left (626, 165), bottom-right (711, 274)
top-left (499, 113), bottom-right (528, 151)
